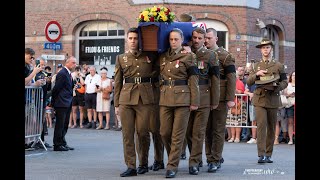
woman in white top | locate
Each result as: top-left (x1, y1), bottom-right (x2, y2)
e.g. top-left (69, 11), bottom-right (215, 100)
top-left (95, 69), bottom-right (112, 129)
top-left (284, 71), bottom-right (295, 145)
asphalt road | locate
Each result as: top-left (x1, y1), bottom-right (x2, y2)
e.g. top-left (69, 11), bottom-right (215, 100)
top-left (25, 126), bottom-right (295, 180)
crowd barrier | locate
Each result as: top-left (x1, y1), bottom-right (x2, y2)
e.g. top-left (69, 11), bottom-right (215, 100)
top-left (25, 86), bottom-right (47, 151)
top-left (226, 94), bottom-right (257, 128)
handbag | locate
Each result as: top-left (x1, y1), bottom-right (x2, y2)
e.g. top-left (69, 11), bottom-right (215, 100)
top-left (75, 78), bottom-right (85, 94)
top-left (102, 80), bottom-right (113, 100)
top-left (231, 97), bottom-right (241, 115)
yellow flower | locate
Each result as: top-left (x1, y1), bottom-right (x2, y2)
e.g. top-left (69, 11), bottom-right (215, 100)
top-left (144, 15), bottom-right (150, 22)
top-left (137, 5), bottom-right (175, 22)
top-left (151, 6), bottom-right (157, 12)
top-left (142, 11), bottom-right (149, 17)
top-left (161, 15), bottom-right (168, 22)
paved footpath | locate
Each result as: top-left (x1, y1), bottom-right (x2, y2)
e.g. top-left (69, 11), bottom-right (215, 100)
top-left (26, 127), bottom-right (295, 180)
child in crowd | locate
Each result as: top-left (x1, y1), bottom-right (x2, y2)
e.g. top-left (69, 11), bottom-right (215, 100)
top-left (45, 97), bottom-right (53, 128)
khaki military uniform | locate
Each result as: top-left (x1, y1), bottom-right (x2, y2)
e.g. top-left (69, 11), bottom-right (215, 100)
top-left (135, 53), bottom-right (164, 166)
top-left (114, 50), bottom-right (157, 169)
top-left (205, 47), bottom-right (236, 164)
top-left (158, 47), bottom-right (200, 171)
top-left (186, 47), bottom-right (220, 167)
top-left (246, 59), bottom-right (288, 157)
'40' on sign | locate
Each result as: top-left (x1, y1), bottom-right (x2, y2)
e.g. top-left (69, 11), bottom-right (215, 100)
top-left (43, 42), bottom-right (63, 50)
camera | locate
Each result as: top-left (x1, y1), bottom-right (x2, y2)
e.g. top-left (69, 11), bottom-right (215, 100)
top-left (36, 59), bottom-right (40, 67)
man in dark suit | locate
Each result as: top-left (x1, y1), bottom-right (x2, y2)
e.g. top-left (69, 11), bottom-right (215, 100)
top-left (51, 56), bottom-right (77, 151)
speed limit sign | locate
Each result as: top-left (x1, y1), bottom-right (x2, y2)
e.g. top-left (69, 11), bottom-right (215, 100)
top-left (45, 20), bottom-right (62, 42)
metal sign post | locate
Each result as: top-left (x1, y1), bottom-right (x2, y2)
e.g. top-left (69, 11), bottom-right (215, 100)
top-left (44, 20), bottom-right (63, 74)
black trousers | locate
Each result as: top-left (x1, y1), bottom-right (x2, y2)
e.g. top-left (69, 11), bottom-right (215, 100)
top-left (53, 106), bottom-right (72, 147)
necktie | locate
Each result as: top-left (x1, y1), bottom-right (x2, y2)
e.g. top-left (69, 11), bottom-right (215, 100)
top-left (170, 50), bottom-right (175, 56)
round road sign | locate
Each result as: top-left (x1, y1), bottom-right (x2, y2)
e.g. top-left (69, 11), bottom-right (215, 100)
top-left (45, 21), bottom-right (62, 42)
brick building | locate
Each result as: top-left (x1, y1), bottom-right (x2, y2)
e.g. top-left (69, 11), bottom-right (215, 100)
top-left (25, 0), bottom-right (295, 76)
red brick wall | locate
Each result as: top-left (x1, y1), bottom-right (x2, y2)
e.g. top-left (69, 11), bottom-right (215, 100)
top-left (25, 0), bottom-right (294, 72)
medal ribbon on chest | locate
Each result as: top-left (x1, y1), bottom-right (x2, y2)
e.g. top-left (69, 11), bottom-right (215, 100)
top-left (175, 60), bottom-right (180, 68)
top-left (123, 56), bottom-right (128, 63)
top-left (162, 57), bottom-right (166, 65)
top-left (198, 60), bottom-right (204, 69)
top-left (146, 56), bottom-right (151, 63)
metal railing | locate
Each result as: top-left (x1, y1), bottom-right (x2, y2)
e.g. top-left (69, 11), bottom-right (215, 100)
top-left (25, 86), bottom-right (47, 151)
top-left (226, 94), bottom-right (257, 128)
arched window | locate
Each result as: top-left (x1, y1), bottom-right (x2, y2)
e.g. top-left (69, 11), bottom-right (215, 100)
top-left (196, 19), bottom-right (229, 51)
top-left (75, 21), bottom-right (125, 77)
top-left (265, 25), bottom-right (279, 60)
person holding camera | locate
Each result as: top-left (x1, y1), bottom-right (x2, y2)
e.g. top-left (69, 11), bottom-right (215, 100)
top-left (34, 57), bottom-right (53, 149)
top-left (95, 68), bottom-right (112, 130)
top-left (84, 66), bottom-right (101, 129)
top-left (69, 66), bottom-right (85, 128)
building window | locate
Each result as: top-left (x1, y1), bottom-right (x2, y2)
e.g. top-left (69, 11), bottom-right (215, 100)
top-left (75, 21), bottom-right (125, 77)
top-left (265, 25), bottom-right (279, 60)
top-left (196, 19), bottom-right (229, 51)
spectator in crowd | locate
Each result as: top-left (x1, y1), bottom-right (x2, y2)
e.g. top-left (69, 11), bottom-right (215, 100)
top-left (69, 66), bottom-right (85, 128)
top-left (157, 28), bottom-right (199, 178)
top-left (45, 66), bottom-right (52, 76)
top-left (246, 38), bottom-right (288, 163)
top-left (51, 64), bottom-right (63, 88)
top-left (51, 56), bottom-right (77, 151)
top-left (227, 70), bottom-right (244, 143)
top-left (274, 101), bottom-right (287, 145)
top-left (238, 66), bottom-right (250, 141)
top-left (244, 83), bottom-right (257, 144)
top-left (33, 57), bottom-right (53, 148)
top-left (82, 63), bottom-right (90, 77)
top-left (109, 74), bottom-right (121, 130)
top-left (25, 48), bottom-right (42, 86)
top-left (24, 48), bottom-right (46, 149)
top-left (95, 68), bottom-right (112, 130)
top-left (84, 66), bottom-right (100, 129)
top-left (204, 28), bottom-right (236, 172)
top-left (45, 97), bottom-right (53, 128)
top-left (284, 71), bottom-right (295, 145)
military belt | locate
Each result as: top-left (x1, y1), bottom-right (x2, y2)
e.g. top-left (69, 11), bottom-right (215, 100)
top-left (152, 77), bottom-right (159, 83)
top-left (198, 79), bottom-right (209, 85)
top-left (124, 77), bottom-right (152, 84)
top-left (162, 79), bottom-right (188, 86)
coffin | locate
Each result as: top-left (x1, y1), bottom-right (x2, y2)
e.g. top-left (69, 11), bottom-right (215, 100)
top-left (138, 22), bottom-right (195, 53)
